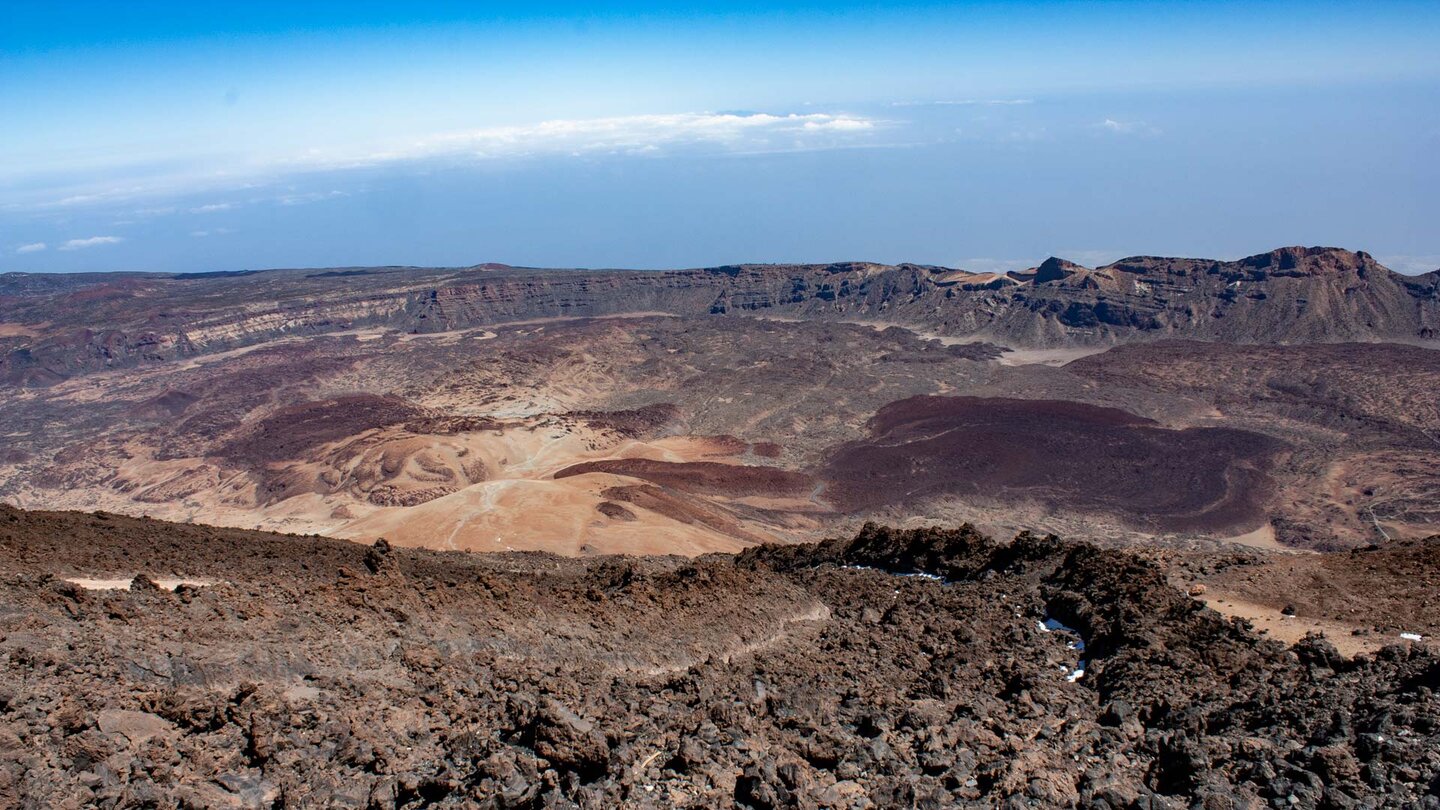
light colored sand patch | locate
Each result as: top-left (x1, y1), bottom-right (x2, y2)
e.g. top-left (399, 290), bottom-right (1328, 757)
top-left (1219, 523), bottom-right (1312, 553)
top-left (65, 576), bottom-right (217, 591)
top-left (334, 475), bottom-right (755, 556)
top-left (393, 327), bottom-right (485, 345)
top-left (65, 578), bottom-right (135, 590)
top-left (14, 414), bottom-right (803, 556)
top-left (860, 322), bottom-right (1111, 366)
top-left (397, 312), bottom-right (680, 346)
top-left (0, 322), bottom-right (43, 338)
top-left (638, 602), bottom-right (832, 675)
top-left (172, 335), bottom-right (309, 369)
top-left (728, 494), bottom-right (830, 512)
top-left (627, 435), bottom-right (747, 461)
top-left (994, 346), bottom-right (1111, 366)
top-left (496, 311), bottom-right (680, 327)
top-left (1200, 592), bottom-right (1382, 658)
top-left (743, 315), bottom-right (1111, 366)
top-left (284, 684), bottom-right (322, 701)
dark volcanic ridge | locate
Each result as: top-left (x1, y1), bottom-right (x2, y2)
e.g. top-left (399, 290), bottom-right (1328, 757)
top-left (3, 505), bottom-right (1439, 808)
top-left (2, 245), bottom-right (1437, 387)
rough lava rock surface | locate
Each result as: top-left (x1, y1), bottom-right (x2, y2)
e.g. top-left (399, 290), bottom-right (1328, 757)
top-left (3, 505), bottom-right (1439, 808)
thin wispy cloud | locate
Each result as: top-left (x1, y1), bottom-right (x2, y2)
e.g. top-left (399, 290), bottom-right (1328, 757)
top-left (1376, 254), bottom-right (1440, 275)
top-left (957, 257), bottom-right (1039, 274)
top-left (1057, 249), bottom-right (1130, 267)
top-left (1097, 118), bottom-right (1161, 136)
top-left (802, 118), bottom-right (874, 131)
top-left (190, 228), bottom-right (234, 238)
top-left (296, 112), bottom-right (885, 170)
top-left (959, 249), bottom-right (1128, 274)
top-left (7, 111), bottom-right (885, 213)
top-left (55, 194), bottom-right (108, 207)
top-left (892, 99), bottom-right (1034, 107)
top-left (15, 242), bottom-right (47, 254)
top-left (275, 190), bottom-right (347, 206)
top-left (58, 236), bottom-right (124, 251)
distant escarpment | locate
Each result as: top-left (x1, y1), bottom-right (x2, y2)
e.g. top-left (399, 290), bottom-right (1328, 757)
top-left (2, 246), bottom-right (1436, 385)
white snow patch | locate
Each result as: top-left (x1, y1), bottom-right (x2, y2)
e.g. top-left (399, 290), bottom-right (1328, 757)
top-left (1039, 617), bottom-right (1087, 652)
top-left (1040, 616), bottom-right (1090, 682)
top-left (1400, 632), bottom-right (1424, 642)
top-left (841, 564), bottom-right (946, 583)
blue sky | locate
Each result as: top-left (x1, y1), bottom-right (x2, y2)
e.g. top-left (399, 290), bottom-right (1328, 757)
top-left (3, 1), bottom-right (1439, 273)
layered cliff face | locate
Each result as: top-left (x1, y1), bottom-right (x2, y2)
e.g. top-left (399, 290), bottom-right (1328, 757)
top-left (3, 253), bottom-right (1439, 556)
top-left (1, 247), bottom-right (1436, 386)
top-left (879, 247), bottom-right (1438, 347)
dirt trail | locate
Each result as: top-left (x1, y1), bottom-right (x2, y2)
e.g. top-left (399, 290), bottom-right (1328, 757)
top-left (637, 603), bottom-right (831, 675)
top-left (1198, 591), bottom-right (1386, 657)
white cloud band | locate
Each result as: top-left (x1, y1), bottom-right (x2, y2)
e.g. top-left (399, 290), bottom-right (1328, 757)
top-left (58, 236), bottom-right (124, 251)
top-left (292, 111), bottom-right (882, 170)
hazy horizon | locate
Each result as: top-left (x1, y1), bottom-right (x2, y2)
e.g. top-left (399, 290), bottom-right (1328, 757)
top-left (4, 1), bottom-right (1439, 275)
top-left (2, 241), bottom-right (1435, 278)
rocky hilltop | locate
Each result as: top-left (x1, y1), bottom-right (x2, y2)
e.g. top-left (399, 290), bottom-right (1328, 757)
top-left (2, 247), bottom-right (1435, 386)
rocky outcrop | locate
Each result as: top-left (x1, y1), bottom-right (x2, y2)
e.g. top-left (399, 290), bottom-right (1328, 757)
top-left (3, 247), bottom-right (1437, 385)
top-left (4, 509), bottom-right (1439, 807)
top-left (1029, 256), bottom-right (1089, 283)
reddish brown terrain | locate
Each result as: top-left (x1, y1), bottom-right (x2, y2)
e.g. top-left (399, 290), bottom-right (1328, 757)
top-left (3, 507), bottom-right (1439, 807)
top-left (555, 459), bottom-right (815, 499)
top-left (823, 396), bottom-right (1281, 534)
top-left (2, 246), bottom-right (1440, 807)
top-left (1, 246), bottom-right (1437, 554)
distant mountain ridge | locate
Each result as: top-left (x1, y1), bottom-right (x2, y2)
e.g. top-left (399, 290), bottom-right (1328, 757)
top-left (1, 246), bottom-right (1436, 386)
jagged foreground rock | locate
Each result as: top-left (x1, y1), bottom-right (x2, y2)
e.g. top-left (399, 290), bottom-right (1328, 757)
top-left (3, 505), bottom-right (1438, 808)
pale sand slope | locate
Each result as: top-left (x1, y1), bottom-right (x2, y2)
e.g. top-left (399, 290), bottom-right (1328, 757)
top-left (1197, 592), bottom-right (1429, 659)
top-left (8, 413), bottom-right (789, 556)
top-left (1219, 523), bottom-right (1312, 553)
top-left (333, 475), bottom-right (761, 556)
top-left (330, 433), bottom-right (795, 556)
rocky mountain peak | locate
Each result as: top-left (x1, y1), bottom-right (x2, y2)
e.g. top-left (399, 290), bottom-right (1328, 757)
top-left (1032, 257), bottom-right (1090, 283)
top-left (1237, 245), bottom-right (1376, 276)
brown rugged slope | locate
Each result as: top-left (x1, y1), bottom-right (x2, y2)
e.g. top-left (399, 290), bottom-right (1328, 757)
top-left (1065, 341), bottom-right (1440, 547)
top-left (3, 507), bottom-right (1440, 807)
top-left (0, 315), bottom-right (1003, 552)
top-left (5, 313), bottom-right (1438, 554)
top-left (1191, 534), bottom-right (1440, 638)
top-left (822, 396), bottom-right (1282, 534)
top-left (3, 246), bottom-right (1435, 385)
